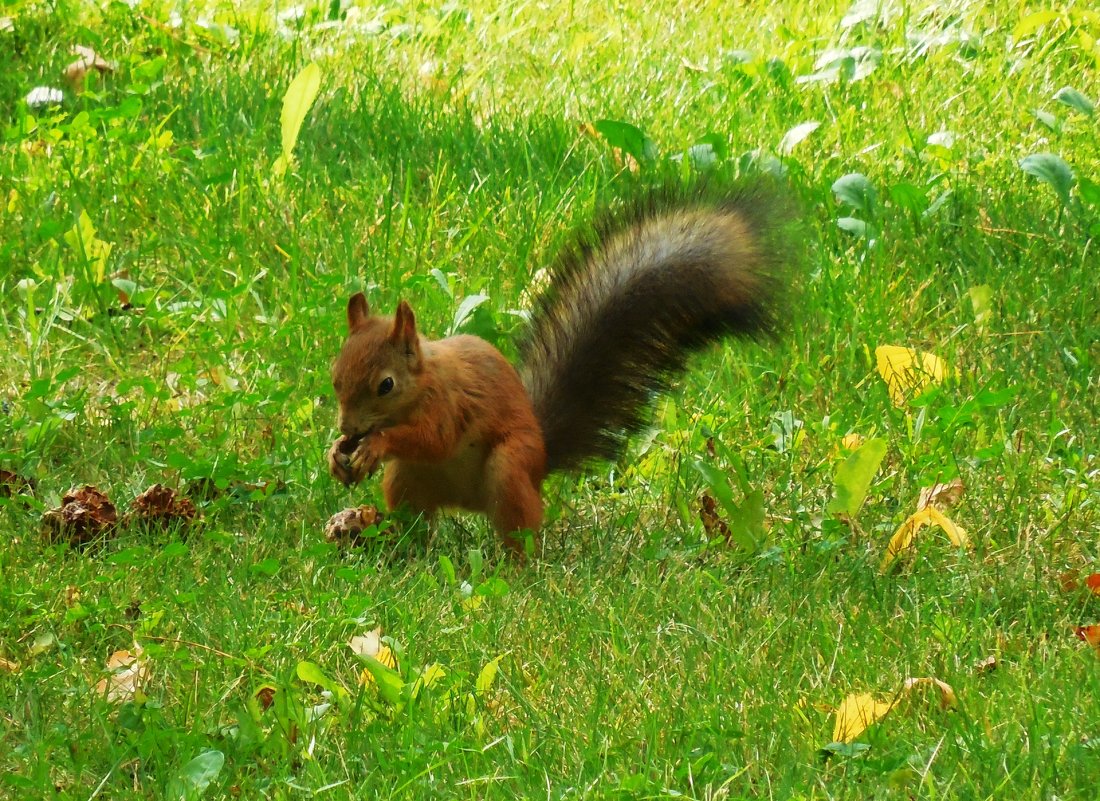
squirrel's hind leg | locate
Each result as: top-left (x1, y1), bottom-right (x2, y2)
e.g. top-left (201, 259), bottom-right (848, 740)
top-left (381, 462), bottom-right (440, 519)
top-left (484, 440), bottom-right (545, 558)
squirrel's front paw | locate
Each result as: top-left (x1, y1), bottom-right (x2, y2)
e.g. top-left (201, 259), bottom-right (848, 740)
top-left (348, 434), bottom-right (385, 481)
top-left (328, 436), bottom-right (361, 486)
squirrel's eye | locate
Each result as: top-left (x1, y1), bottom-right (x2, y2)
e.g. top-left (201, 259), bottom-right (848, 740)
top-left (377, 377), bottom-right (394, 396)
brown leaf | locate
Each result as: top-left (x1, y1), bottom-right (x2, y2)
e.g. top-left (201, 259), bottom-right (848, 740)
top-left (1075, 625), bottom-right (1100, 650)
top-left (698, 492), bottom-right (731, 543)
top-left (916, 478), bottom-right (965, 511)
top-left (95, 645), bottom-right (148, 703)
top-left (63, 45), bottom-right (114, 93)
top-left (125, 484), bottom-right (198, 530)
top-left (975, 655), bottom-right (998, 674)
top-left (1060, 569), bottom-right (1081, 591)
top-left (41, 485), bottom-right (118, 546)
top-left (1058, 571), bottom-right (1100, 594)
top-left (0, 657), bottom-right (18, 672)
top-left (324, 505), bottom-right (390, 546)
top-left (902, 676), bottom-right (957, 709)
top-left (254, 685), bottom-right (276, 711)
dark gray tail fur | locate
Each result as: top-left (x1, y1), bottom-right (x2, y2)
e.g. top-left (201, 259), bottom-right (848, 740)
top-left (519, 182), bottom-right (800, 473)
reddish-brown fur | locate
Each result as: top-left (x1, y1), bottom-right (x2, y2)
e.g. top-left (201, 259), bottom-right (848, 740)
top-left (329, 294), bottom-right (546, 555)
top-left (329, 188), bottom-right (799, 556)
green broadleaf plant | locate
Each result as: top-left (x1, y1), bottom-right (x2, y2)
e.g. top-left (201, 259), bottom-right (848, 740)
top-left (1054, 86), bottom-right (1094, 116)
top-left (594, 119), bottom-right (658, 164)
top-left (1020, 152), bottom-right (1075, 207)
top-left (832, 173), bottom-right (878, 215)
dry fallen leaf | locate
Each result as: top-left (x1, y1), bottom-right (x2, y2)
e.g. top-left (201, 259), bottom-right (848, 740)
top-left (1076, 625), bottom-right (1100, 650)
top-left (832, 676), bottom-right (957, 743)
top-left (1060, 571), bottom-right (1100, 594)
top-left (254, 685), bottom-right (276, 711)
top-left (41, 485), bottom-right (118, 546)
top-left (902, 676), bottom-right (957, 708)
top-left (840, 432), bottom-right (865, 451)
top-left (0, 656), bottom-right (18, 672)
top-left (875, 345), bottom-right (948, 407)
top-left (882, 505), bottom-right (970, 570)
top-left (975, 655), bottom-right (998, 674)
top-left (1060, 569), bottom-right (1080, 591)
top-left (63, 45), bottom-right (115, 92)
top-left (95, 645), bottom-right (148, 703)
top-left (350, 627), bottom-right (398, 686)
top-left (917, 478), bottom-right (965, 511)
top-left (698, 492), bottom-right (731, 542)
top-left (833, 692), bottom-right (897, 743)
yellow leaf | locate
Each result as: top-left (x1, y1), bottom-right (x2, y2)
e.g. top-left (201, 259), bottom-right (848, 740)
top-left (832, 676), bottom-right (957, 743)
top-left (883, 508), bottom-right (927, 566)
top-left (350, 627), bottom-right (398, 686)
top-left (882, 506), bottom-right (970, 570)
top-left (418, 663), bottom-right (446, 689)
top-left (833, 692), bottom-right (897, 743)
top-left (875, 345), bottom-right (947, 407)
top-left (841, 432), bottom-right (865, 450)
top-left (408, 662), bottom-right (448, 700)
top-left (476, 654), bottom-right (505, 696)
top-left (375, 645), bottom-right (397, 670)
top-left (929, 506), bottom-right (969, 548)
top-left (903, 677), bottom-right (957, 708)
top-left (62, 210), bottom-right (112, 283)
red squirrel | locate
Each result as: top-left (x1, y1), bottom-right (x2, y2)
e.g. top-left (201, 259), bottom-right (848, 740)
top-left (328, 185), bottom-right (798, 555)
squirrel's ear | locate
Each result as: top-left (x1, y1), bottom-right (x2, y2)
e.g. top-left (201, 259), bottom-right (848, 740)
top-left (391, 300), bottom-right (421, 363)
top-left (347, 293), bottom-right (370, 332)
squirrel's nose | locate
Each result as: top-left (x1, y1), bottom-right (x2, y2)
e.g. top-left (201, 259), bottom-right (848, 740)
top-left (339, 420), bottom-right (373, 440)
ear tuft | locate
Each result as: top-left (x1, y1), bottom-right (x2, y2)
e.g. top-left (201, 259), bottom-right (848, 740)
top-left (391, 300), bottom-right (421, 361)
top-left (347, 293), bottom-right (369, 332)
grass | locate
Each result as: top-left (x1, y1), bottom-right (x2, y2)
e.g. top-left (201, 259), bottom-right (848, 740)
top-left (1, 0), bottom-right (1098, 798)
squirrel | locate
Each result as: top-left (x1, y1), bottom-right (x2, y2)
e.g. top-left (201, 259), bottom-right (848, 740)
top-left (327, 183), bottom-right (798, 556)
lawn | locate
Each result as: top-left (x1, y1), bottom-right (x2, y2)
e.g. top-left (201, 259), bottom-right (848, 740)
top-left (1, 0), bottom-right (1098, 798)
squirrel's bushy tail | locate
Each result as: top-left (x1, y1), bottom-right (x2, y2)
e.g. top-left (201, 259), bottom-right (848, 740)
top-left (519, 182), bottom-right (800, 473)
